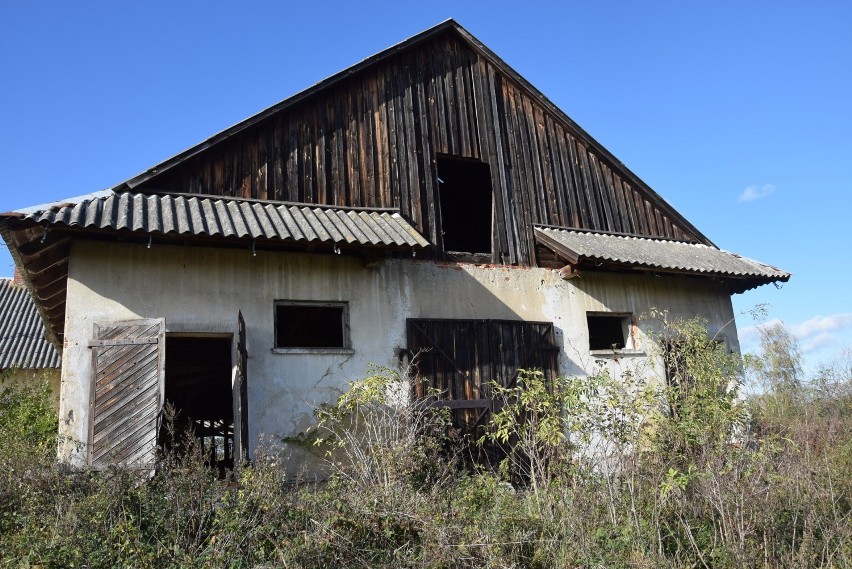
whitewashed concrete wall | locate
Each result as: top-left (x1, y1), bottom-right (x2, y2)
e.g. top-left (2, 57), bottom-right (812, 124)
top-left (58, 241), bottom-right (739, 467)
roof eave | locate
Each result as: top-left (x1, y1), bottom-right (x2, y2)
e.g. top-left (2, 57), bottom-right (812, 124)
top-left (534, 225), bottom-right (790, 290)
top-left (571, 257), bottom-right (791, 293)
top-left (0, 220), bottom-right (64, 354)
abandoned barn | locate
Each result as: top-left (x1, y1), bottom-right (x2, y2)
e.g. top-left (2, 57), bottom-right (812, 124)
top-left (0, 20), bottom-right (788, 471)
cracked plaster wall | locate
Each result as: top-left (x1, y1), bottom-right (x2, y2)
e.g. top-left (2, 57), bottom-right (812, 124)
top-left (58, 240), bottom-right (739, 471)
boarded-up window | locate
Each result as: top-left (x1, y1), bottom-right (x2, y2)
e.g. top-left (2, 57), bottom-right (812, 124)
top-left (89, 319), bottom-right (165, 468)
top-left (407, 319), bottom-right (559, 460)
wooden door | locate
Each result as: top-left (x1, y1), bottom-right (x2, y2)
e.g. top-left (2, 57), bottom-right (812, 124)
top-left (407, 318), bottom-right (559, 442)
top-left (89, 318), bottom-right (166, 468)
top-left (235, 310), bottom-right (249, 463)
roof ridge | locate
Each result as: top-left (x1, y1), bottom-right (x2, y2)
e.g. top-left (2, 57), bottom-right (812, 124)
top-left (114, 19), bottom-right (468, 193)
top-left (535, 225), bottom-right (709, 247)
top-left (8, 190), bottom-right (411, 218)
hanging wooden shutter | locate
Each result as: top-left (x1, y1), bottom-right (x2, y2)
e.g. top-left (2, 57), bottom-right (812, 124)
top-left (235, 310), bottom-right (249, 463)
top-left (89, 318), bottom-right (165, 468)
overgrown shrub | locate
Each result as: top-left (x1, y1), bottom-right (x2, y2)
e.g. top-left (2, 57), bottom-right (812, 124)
top-left (1, 321), bottom-right (850, 567)
top-left (0, 372), bottom-right (57, 450)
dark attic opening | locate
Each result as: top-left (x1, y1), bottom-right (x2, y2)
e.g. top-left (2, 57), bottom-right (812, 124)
top-left (160, 336), bottom-right (234, 476)
top-left (436, 155), bottom-right (493, 254)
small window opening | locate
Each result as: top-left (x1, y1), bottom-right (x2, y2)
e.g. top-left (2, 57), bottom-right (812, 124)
top-left (436, 156), bottom-right (493, 254)
top-left (160, 336), bottom-right (234, 477)
top-left (587, 313), bottom-right (629, 350)
top-left (275, 302), bottom-right (348, 348)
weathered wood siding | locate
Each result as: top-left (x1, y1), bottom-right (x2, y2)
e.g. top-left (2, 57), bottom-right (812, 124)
top-left (138, 33), bottom-right (700, 265)
top-left (407, 318), bottom-right (559, 448)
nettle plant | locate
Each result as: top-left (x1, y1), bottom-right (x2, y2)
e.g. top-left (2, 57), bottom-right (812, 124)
top-left (481, 369), bottom-right (599, 491)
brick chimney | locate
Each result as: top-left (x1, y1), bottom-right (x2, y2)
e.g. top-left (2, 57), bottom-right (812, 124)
top-left (12, 265), bottom-right (25, 287)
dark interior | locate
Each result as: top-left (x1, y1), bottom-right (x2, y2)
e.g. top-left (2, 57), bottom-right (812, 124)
top-left (587, 315), bottom-right (626, 350)
top-left (160, 336), bottom-right (234, 474)
top-left (437, 156), bottom-right (493, 254)
top-left (276, 304), bottom-right (345, 348)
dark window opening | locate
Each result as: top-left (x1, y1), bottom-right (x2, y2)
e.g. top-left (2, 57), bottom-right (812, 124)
top-left (436, 156), bottom-right (493, 254)
top-left (587, 314), bottom-right (628, 350)
top-left (160, 336), bottom-right (234, 477)
top-left (275, 302), bottom-right (347, 348)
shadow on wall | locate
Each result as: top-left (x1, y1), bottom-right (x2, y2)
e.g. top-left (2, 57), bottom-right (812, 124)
top-left (71, 240), bottom-right (595, 380)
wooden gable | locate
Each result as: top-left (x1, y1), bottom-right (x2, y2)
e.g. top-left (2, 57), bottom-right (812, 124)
top-left (118, 21), bottom-right (710, 266)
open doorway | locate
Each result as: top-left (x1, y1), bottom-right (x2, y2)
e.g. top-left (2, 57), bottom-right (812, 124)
top-left (159, 335), bottom-right (234, 475)
top-left (436, 155), bottom-right (493, 254)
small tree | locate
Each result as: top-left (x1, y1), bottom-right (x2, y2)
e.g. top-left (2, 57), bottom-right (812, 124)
top-left (482, 369), bottom-right (608, 494)
top-left (655, 317), bottom-right (746, 466)
top-left (756, 321), bottom-right (803, 394)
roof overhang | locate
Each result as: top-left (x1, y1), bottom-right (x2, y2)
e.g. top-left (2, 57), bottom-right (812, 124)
top-left (534, 225), bottom-right (790, 294)
top-left (1, 192), bottom-right (431, 347)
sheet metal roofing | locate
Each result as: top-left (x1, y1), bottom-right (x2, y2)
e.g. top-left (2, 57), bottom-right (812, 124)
top-left (0, 278), bottom-right (61, 369)
top-left (534, 226), bottom-right (790, 281)
top-left (10, 191), bottom-right (430, 249)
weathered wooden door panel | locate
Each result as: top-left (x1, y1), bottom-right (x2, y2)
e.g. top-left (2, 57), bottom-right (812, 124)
top-left (490, 321), bottom-right (559, 390)
top-left (407, 318), bottom-right (559, 437)
top-left (89, 319), bottom-right (165, 468)
top-left (235, 310), bottom-right (249, 463)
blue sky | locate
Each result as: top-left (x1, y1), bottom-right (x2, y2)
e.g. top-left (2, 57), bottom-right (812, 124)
top-left (1, 1), bottom-right (850, 373)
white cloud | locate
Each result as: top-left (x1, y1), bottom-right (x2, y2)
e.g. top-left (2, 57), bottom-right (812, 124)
top-left (801, 333), bottom-right (837, 354)
top-left (738, 318), bottom-right (782, 351)
top-left (741, 314), bottom-right (852, 355)
top-left (738, 183), bottom-right (776, 202)
top-left (788, 313), bottom-right (852, 338)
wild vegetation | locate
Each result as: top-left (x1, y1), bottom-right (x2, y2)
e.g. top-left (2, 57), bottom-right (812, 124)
top-left (1, 318), bottom-right (850, 568)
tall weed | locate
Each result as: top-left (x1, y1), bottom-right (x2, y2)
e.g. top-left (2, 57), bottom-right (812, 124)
top-left (1, 321), bottom-right (850, 567)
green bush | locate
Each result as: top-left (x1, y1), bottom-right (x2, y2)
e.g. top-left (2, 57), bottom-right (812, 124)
top-left (1, 322), bottom-right (850, 567)
top-left (0, 372), bottom-right (57, 451)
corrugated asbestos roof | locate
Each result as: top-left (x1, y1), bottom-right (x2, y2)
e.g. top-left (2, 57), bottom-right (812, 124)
top-left (0, 278), bottom-right (61, 369)
top-left (534, 226), bottom-right (789, 281)
top-left (11, 191), bottom-right (430, 249)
